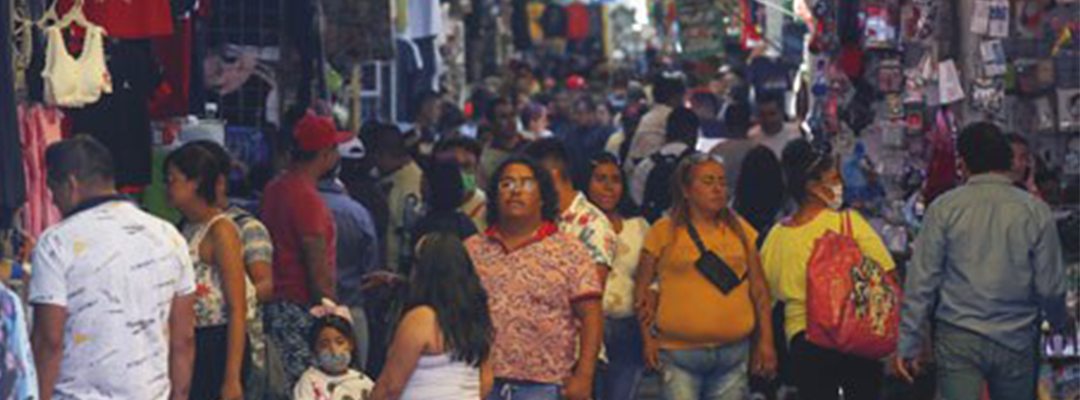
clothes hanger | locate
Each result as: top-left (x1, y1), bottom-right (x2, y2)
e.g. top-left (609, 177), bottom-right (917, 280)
top-left (53, 0), bottom-right (100, 31)
top-left (36, 0), bottom-right (100, 31)
top-left (34, 0), bottom-right (60, 29)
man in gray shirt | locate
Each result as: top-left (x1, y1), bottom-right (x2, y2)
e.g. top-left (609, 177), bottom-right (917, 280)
top-left (894, 122), bottom-right (1069, 400)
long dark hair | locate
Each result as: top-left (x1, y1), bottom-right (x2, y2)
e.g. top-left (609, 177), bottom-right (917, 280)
top-left (586, 153), bottom-right (640, 218)
top-left (485, 156), bottom-right (561, 228)
top-left (407, 233), bottom-right (494, 367)
top-left (424, 161), bottom-right (466, 213)
top-left (734, 146), bottom-right (785, 233)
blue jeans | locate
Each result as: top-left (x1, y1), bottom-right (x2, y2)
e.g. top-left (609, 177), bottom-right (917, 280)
top-left (934, 323), bottom-right (1039, 400)
top-left (659, 341), bottom-right (750, 400)
top-left (602, 317), bottom-right (646, 400)
top-left (487, 380), bottom-right (561, 400)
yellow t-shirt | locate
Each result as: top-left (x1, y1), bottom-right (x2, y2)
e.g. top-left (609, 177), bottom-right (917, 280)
top-left (644, 216), bottom-right (759, 349)
top-left (760, 209), bottom-right (896, 343)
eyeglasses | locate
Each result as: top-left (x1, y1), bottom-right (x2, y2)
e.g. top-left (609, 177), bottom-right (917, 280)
top-left (498, 178), bottom-right (538, 193)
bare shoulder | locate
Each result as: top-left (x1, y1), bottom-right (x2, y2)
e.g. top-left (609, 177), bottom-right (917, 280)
top-left (400, 305), bottom-right (443, 351)
top-left (400, 305), bottom-right (441, 339)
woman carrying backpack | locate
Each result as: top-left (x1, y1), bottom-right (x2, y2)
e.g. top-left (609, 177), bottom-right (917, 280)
top-left (634, 153), bottom-right (776, 400)
top-left (760, 139), bottom-right (897, 400)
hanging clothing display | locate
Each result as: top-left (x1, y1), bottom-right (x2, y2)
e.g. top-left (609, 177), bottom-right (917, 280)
top-left (527, 2), bottom-right (547, 45)
top-left (18, 105), bottom-right (63, 239)
top-left (512, 0), bottom-right (533, 50)
top-left (42, 25), bottom-right (113, 108)
top-left (322, 0), bottom-right (395, 66)
top-left (395, 37), bottom-right (424, 123)
top-left (403, 0), bottom-right (443, 40)
top-left (541, 3), bottom-right (568, 39)
top-left (150, 18), bottom-right (193, 119)
top-left (66, 40), bottom-right (159, 188)
top-left (565, 2), bottom-right (590, 40)
top-left (57, 0), bottom-right (174, 39)
top-left (1, 0), bottom-right (27, 230)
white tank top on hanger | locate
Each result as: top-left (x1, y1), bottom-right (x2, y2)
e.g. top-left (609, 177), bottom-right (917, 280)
top-left (42, 25), bottom-right (112, 108)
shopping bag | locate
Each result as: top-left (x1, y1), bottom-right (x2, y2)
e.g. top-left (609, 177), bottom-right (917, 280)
top-left (806, 212), bottom-right (901, 359)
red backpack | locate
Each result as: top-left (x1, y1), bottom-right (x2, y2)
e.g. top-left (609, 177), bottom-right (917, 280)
top-left (806, 212), bottom-right (900, 359)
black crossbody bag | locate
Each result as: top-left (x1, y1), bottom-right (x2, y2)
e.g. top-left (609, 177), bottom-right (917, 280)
top-left (687, 223), bottom-right (747, 295)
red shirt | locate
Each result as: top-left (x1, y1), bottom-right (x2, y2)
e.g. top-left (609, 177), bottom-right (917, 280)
top-left (58, 0), bottom-right (174, 39)
top-left (565, 2), bottom-right (590, 40)
top-left (261, 171), bottom-right (337, 305)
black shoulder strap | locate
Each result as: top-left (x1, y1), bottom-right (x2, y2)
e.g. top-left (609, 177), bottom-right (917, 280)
top-left (688, 221), bottom-right (749, 280)
top-left (686, 223), bottom-right (709, 254)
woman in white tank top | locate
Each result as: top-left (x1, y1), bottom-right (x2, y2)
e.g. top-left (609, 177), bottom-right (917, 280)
top-left (369, 233), bottom-right (495, 400)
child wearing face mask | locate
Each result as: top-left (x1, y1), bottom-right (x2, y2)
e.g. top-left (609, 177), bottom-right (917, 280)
top-left (294, 299), bottom-right (376, 400)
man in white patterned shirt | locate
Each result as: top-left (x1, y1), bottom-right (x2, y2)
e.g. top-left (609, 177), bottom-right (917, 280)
top-left (30, 136), bottom-right (197, 400)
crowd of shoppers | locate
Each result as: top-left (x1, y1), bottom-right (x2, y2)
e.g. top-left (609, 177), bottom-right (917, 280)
top-left (7, 64), bottom-right (1071, 400)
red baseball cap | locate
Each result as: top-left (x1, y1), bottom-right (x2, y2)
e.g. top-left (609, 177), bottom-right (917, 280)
top-left (294, 112), bottom-right (353, 152)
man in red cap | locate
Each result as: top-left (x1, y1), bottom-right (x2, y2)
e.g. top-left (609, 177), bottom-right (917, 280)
top-left (260, 112), bottom-right (353, 390)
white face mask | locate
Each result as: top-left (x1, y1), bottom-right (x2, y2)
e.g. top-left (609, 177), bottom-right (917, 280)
top-left (824, 183), bottom-right (844, 210)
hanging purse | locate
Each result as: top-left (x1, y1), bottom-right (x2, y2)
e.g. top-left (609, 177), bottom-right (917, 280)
top-left (687, 223), bottom-right (746, 295)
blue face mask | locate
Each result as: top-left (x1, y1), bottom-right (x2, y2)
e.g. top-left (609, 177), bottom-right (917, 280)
top-left (317, 349), bottom-right (352, 374)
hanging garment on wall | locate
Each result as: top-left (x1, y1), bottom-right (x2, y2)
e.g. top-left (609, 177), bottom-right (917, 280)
top-left (17, 105), bottom-right (63, 239)
top-left (58, 0), bottom-right (174, 38)
top-left (150, 18), bottom-right (193, 119)
top-left (395, 37), bottom-right (424, 123)
top-left (512, 0), bottom-right (533, 50)
top-left (323, 0), bottom-right (395, 65)
top-left (1, 0), bottom-right (28, 230)
top-left (66, 40), bottom-right (159, 188)
top-left (42, 26), bottom-right (113, 108)
top-left (527, 1), bottom-right (547, 45)
top-left (923, 108), bottom-right (958, 204)
top-left (413, 36), bottom-right (441, 95)
top-left (565, 2), bottom-right (590, 40)
top-left (541, 3), bottom-right (568, 39)
top-left (405, 0), bottom-right (443, 39)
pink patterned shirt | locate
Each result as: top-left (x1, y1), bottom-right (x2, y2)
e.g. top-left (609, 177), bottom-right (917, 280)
top-left (465, 223), bottom-right (602, 384)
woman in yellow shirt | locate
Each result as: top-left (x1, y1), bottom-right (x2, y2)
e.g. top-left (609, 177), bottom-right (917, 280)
top-left (760, 139), bottom-right (895, 400)
top-left (634, 153), bottom-right (776, 400)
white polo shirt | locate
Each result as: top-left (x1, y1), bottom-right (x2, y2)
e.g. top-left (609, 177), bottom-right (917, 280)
top-left (30, 199), bottom-right (195, 400)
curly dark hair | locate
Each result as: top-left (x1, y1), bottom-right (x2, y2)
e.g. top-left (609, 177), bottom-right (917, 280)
top-left (485, 156), bottom-right (561, 227)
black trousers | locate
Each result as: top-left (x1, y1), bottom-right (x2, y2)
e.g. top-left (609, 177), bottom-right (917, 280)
top-left (789, 333), bottom-right (884, 400)
top-left (192, 325), bottom-right (250, 400)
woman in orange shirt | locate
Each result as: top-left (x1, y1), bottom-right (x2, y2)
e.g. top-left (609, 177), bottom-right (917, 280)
top-left (633, 153), bottom-right (776, 400)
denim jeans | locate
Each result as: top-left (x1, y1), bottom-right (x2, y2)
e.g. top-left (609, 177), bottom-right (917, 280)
top-left (934, 323), bottom-right (1039, 400)
top-left (659, 341), bottom-right (750, 400)
top-left (486, 380), bottom-right (561, 400)
top-left (602, 317), bottom-right (646, 400)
